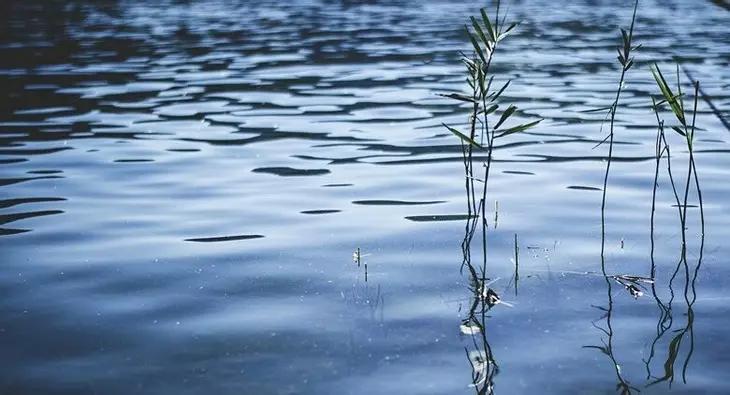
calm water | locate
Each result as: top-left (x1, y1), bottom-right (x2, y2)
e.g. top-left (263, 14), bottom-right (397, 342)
top-left (2, 0), bottom-right (730, 393)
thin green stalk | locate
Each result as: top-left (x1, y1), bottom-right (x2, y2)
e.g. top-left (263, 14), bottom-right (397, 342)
top-left (601, 0), bottom-right (639, 273)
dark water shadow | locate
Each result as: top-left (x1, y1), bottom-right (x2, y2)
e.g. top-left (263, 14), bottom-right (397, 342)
top-left (252, 167), bottom-right (330, 177)
top-left (184, 234), bottom-right (264, 243)
top-left (353, 200), bottom-right (445, 206)
top-left (405, 214), bottom-right (475, 222)
top-left (300, 209), bottom-right (341, 215)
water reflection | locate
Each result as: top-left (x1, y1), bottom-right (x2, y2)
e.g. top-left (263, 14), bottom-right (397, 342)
top-left (586, 233), bottom-right (704, 393)
top-left (644, 248), bottom-right (702, 387)
top-left (460, 213), bottom-right (499, 394)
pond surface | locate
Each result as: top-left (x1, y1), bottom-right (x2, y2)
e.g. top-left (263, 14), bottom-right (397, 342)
top-left (2, 0), bottom-right (730, 393)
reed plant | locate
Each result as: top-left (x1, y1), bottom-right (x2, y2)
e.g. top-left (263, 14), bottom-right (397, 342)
top-left (600, 0), bottom-right (640, 269)
top-left (650, 64), bottom-right (705, 247)
top-left (443, 0), bottom-right (541, 284)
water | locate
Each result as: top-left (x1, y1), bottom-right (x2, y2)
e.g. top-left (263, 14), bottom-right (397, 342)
top-left (1, 0), bottom-right (730, 393)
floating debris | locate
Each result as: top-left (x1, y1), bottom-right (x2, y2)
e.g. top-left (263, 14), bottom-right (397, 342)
top-left (609, 274), bottom-right (653, 299)
top-left (460, 319), bottom-right (482, 335)
top-left (484, 288), bottom-right (501, 307)
top-left (625, 284), bottom-right (643, 299)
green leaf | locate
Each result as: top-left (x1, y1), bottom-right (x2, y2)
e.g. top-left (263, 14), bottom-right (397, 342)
top-left (624, 58), bottom-right (634, 71)
top-left (490, 79), bottom-right (511, 102)
top-left (466, 28), bottom-right (487, 64)
top-left (651, 64), bottom-right (686, 126)
top-left (671, 126), bottom-right (686, 137)
top-left (443, 123), bottom-right (482, 148)
top-left (495, 119), bottom-right (543, 138)
top-left (494, 104), bottom-right (517, 130)
top-left (654, 93), bottom-right (683, 108)
top-left (480, 8), bottom-right (496, 42)
top-left (438, 92), bottom-right (476, 103)
top-left (478, 104), bottom-right (499, 115)
top-left (499, 22), bottom-right (519, 40)
top-left (620, 28), bottom-right (630, 55)
top-left (470, 17), bottom-right (492, 52)
top-left (477, 68), bottom-right (488, 95)
top-left (616, 47), bottom-right (626, 66)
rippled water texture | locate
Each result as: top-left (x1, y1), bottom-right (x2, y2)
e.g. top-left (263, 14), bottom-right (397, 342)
top-left (2, 0), bottom-right (730, 393)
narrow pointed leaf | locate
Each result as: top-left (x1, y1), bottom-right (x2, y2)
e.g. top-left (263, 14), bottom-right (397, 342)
top-left (478, 104), bottom-right (499, 115)
top-left (494, 105), bottom-right (517, 130)
top-left (498, 24), bottom-right (519, 41)
top-left (466, 28), bottom-right (487, 64)
top-left (480, 8), bottom-right (496, 42)
top-left (495, 119), bottom-right (543, 138)
top-left (621, 28), bottom-right (630, 55)
top-left (651, 65), bottom-right (686, 126)
top-left (625, 59), bottom-right (634, 71)
top-left (443, 123), bottom-right (482, 148)
top-left (478, 68), bottom-right (487, 95)
top-left (438, 92), bottom-right (476, 103)
top-left (470, 17), bottom-right (492, 52)
top-left (671, 126), bottom-right (686, 137)
top-left (502, 22), bottom-right (519, 36)
top-left (490, 79), bottom-right (511, 102)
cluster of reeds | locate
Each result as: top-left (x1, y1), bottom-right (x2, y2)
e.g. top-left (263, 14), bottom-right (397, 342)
top-left (642, 64), bottom-right (705, 387)
top-left (587, 0), bottom-right (707, 391)
top-left (443, 0), bottom-right (710, 392)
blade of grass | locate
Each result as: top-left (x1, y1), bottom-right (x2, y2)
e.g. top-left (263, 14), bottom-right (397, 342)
top-left (495, 119), bottom-right (543, 138)
top-left (444, 123), bottom-right (483, 148)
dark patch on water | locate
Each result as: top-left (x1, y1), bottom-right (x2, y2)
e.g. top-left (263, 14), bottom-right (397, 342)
top-left (26, 170), bottom-right (63, 175)
top-left (0, 228), bottom-right (30, 236)
top-left (567, 185), bottom-right (602, 191)
top-left (353, 200), bottom-right (446, 206)
top-left (0, 147), bottom-right (71, 156)
top-left (503, 170), bottom-right (535, 175)
top-left (114, 159), bottom-right (154, 163)
top-left (0, 210), bottom-right (64, 226)
top-left (252, 167), bottom-right (330, 176)
top-left (697, 138), bottom-right (725, 143)
top-left (405, 214), bottom-right (475, 222)
top-left (0, 176), bottom-right (63, 187)
top-left (322, 183), bottom-right (353, 187)
top-left (0, 159), bottom-right (27, 165)
top-left (0, 197), bottom-right (66, 209)
top-left (300, 209), bottom-right (341, 214)
top-left (184, 234), bottom-right (265, 243)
